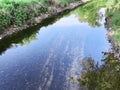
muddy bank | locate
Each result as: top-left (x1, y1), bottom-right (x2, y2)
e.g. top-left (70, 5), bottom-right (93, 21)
top-left (105, 17), bottom-right (120, 60)
top-left (0, 0), bottom-right (89, 40)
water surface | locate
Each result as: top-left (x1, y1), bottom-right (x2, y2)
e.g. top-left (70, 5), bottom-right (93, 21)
top-left (0, 8), bottom-right (111, 90)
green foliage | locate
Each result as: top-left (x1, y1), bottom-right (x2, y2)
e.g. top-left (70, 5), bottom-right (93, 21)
top-left (71, 0), bottom-right (107, 27)
top-left (0, 0), bottom-right (79, 30)
top-left (78, 52), bottom-right (120, 90)
top-left (13, 6), bottom-right (27, 26)
top-left (0, 0), bottom-right (48, 29)
top-left (59, 0), bottom-right (79, 7)
top-left (106, 9), bottom-right (120, 44)
top-left (0, 8), bottom-right (11, 29)
top-left (106, 0), bottom-right (120, 10)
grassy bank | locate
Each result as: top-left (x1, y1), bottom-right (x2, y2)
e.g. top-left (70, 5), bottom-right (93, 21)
top-left (0, 0), bottom-right (79, 30)
top-left (104, 0), bottom-right (120, 46)
top-left (106, 10), bottom-right (120, 45)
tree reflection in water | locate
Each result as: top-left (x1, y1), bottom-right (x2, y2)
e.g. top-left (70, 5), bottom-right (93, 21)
top-left (78, 52), bottom-right (120, 90)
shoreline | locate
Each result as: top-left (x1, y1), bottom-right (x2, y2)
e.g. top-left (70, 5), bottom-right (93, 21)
top-left (105, 17), bottom-right (120, 60)
top-left (0, 0), bottom-right (89, 40)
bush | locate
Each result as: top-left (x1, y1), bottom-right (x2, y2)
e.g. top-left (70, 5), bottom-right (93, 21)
top-left (13, 6), bottom-right (27, 26)
top-left (0, 0), bottom-right (78, 30)
top-left (0, 9), bottom-right (11, 29)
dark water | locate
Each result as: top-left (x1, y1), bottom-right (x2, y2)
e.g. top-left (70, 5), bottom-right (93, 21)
top-left (0, 8), bottom-right (111, 90)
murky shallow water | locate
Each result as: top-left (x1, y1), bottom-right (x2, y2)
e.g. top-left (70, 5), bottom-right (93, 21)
top-left (0, 9), bottom-right (111, 90)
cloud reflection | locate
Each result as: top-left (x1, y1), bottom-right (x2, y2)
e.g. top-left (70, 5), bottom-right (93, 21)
top-left (53, 15), bottom-right (86, 27)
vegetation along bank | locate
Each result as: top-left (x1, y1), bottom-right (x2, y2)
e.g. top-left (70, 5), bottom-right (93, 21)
top-left (0, 0), bottom-right (89, 39)
top-left (73, 0), bottom-right (120, 89)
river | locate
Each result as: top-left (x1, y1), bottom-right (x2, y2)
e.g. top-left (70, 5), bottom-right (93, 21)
top-left (0, 7), bottom-right (111, 90)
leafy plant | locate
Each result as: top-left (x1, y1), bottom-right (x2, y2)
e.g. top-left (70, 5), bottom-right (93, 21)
top-left (0, 8), bottom-right (11, 29)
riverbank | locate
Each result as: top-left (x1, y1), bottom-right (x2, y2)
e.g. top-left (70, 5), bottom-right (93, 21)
top-left (0, 0), bottom-right (89, 40)
top-left (105, 17), bottom-right (120, 60)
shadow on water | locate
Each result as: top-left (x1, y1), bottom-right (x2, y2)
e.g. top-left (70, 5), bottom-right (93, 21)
top-left (0, 9), bottom-right (72, 55)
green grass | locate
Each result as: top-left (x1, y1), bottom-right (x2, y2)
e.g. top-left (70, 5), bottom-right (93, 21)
top-left (0, 0), bottom-right (39, 3)
top-left (106, 10), bottom-right (120, 45)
